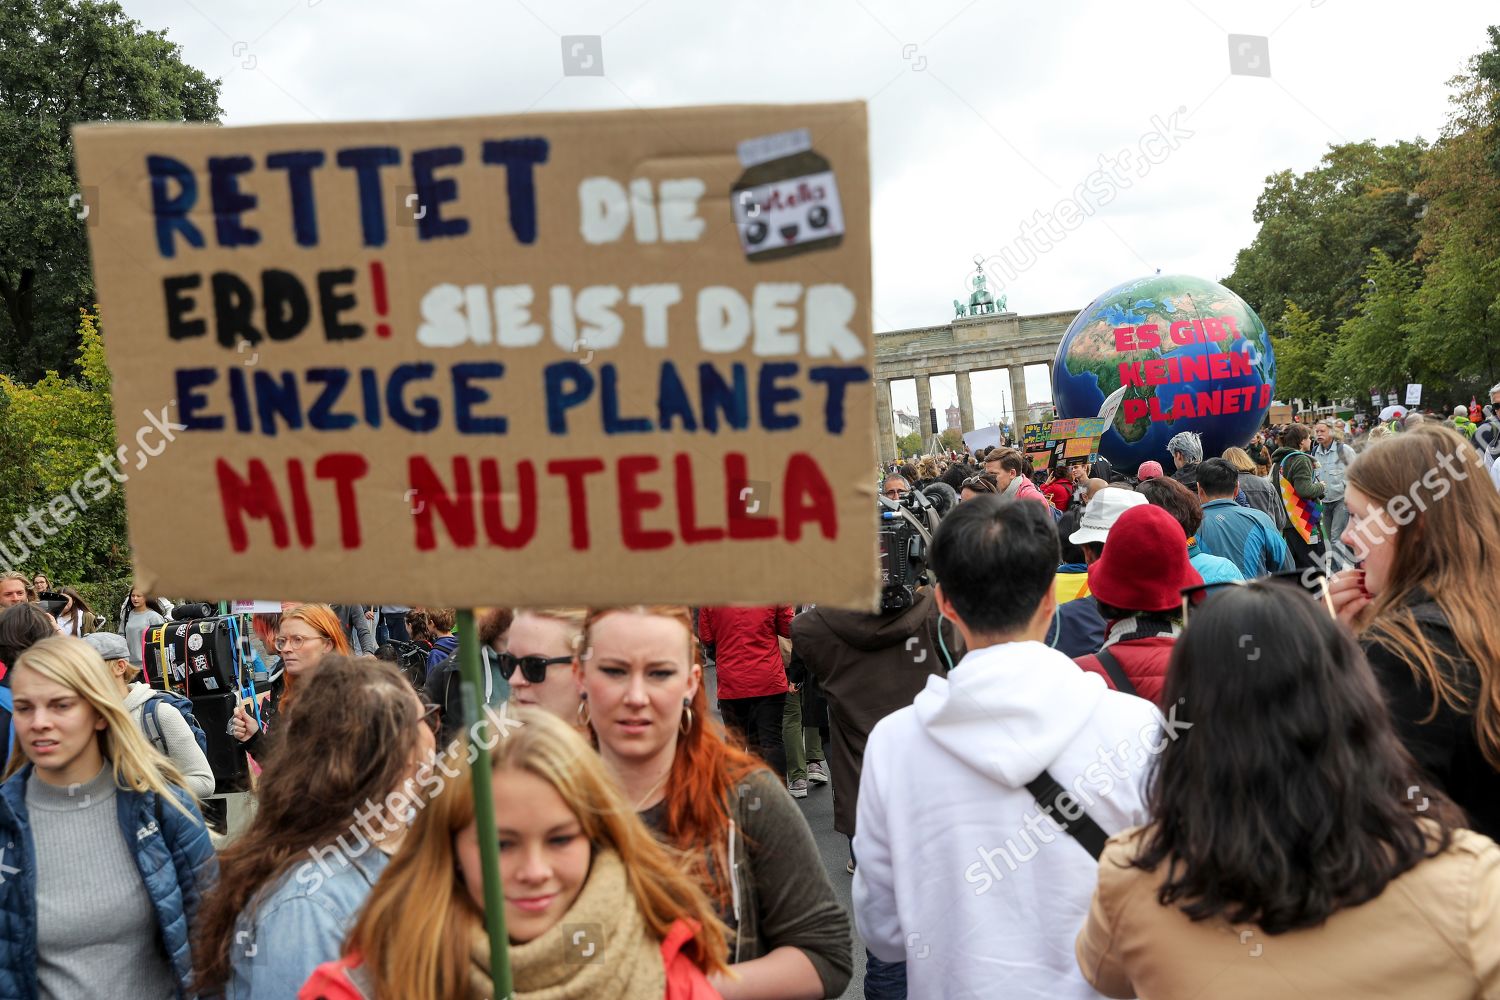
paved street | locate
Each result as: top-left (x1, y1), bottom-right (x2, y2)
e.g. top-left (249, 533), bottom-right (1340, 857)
top-left (705, 665), bottom-right (870, 998)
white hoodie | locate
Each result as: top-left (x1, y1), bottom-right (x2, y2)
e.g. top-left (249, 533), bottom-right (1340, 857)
top-left (853, 640), bottom-right (1167, 1000)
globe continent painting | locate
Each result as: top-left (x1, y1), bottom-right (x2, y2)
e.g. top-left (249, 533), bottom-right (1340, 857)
top-left (1052, 274), bottom-right (1275, 470)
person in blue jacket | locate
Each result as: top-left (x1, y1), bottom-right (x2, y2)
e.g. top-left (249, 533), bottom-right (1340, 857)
top-left (0, 635), bottom-right (216, 1000)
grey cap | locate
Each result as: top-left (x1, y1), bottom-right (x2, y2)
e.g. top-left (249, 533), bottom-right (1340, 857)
top-left (82, 631), bottom-right (131, 662)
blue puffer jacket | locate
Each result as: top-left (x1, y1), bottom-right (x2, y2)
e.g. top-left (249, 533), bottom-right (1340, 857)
top-left (0, 764), bottom-right (218, 1000)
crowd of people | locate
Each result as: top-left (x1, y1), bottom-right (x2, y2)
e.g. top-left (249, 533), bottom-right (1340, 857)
top-left (0, 386), bottom-right (1497, 998)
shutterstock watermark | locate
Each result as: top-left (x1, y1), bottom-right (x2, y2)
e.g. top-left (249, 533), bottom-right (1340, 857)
top-left (974, 110), bottom-right (1195, 298)
top-left (964, 702), bottom-right (1191, 895)
top-left (1305, 443), bottom-right (1474, 583)
top-left (0, 402), bottom-right (189, 572)
top-left (291, 697), bottom-right (524, 895)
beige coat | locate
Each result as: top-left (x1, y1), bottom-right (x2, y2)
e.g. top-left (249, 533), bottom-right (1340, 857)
top-left (1076, 826), bottom-right (1500, 999)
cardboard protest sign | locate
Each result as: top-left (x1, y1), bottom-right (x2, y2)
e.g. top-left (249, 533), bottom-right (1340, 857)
top-left (1267, 404), bottom-right (1293, 425)
top-left (73, 104), bottom-right (876, 607)
top-left (1405, 383), bottom-right (1422, 407)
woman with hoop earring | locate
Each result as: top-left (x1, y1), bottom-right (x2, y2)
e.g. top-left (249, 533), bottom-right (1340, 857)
top-left (575, 606), bottom-right (853, 1000)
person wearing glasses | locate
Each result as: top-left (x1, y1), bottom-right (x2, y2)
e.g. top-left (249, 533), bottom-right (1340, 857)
top-left (193, 657), bottom-right (437, 1000)
top-left (501, 608), bottom-right (587, 723)
top-left (1075, 581), bottom-right (1500, 1000)
top-left (230, 603), bottom-right (351, 759)
top-left (881, 474), bottom-right (910, 502)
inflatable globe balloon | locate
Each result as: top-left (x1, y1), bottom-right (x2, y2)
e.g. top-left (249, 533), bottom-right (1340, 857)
top-left (1052, 274), bottom-right (1275, 471)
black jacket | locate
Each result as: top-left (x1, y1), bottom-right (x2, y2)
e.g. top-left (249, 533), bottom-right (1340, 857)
top-left (1364, 599), bottom-right (1500, 840)
top-left (793, 591), bottom-right (958, 837)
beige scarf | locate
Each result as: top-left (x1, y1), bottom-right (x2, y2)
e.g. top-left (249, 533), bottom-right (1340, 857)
top-left (467, 848), bottom-right (666, 1000)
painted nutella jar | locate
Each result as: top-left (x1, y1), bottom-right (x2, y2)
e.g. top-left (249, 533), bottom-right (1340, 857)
top-left (730, 128), bottom-right (845, 262)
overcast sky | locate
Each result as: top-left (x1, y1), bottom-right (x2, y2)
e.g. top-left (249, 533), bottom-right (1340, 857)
top-left (119, 0), bottom-right (1493, 425)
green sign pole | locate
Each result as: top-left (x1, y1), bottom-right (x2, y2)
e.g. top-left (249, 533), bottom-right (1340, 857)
top-left (456, 610), bottom-right (513, 997)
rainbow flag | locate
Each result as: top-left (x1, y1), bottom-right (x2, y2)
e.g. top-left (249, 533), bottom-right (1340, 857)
top-left (1278, 468), bottom-right (1322, 544)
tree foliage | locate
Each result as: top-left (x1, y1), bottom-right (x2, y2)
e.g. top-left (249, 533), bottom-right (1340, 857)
top-left (0, 0), bottom-right (221, 381)
top-left (0, 308), bottom-right (131, 584)
top-left (1227, 26), bottom-right (1500, 404)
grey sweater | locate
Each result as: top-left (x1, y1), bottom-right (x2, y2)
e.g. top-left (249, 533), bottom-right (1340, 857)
top-left (28, 765), bottom-right (175, 999)
top-left (123, 682), bottom-right (216, 799)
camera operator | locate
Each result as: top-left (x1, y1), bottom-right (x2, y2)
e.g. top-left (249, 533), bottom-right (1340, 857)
top-left (792, 485), bottom-right (961, 1000)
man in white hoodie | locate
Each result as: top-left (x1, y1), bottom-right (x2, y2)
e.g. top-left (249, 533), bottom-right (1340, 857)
top-left (853, 495), bottom-right (1166, 1000)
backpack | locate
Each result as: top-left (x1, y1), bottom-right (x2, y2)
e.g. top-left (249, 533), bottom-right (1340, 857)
top-left (141, 690), bottom-right (210, 757)
top-left (386, 639), bottom-right (431, 688)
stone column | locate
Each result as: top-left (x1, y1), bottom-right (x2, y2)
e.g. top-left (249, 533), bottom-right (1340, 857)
top-left (914, 374), bottom-right (934, 442)
top-left (875, 378), bottom-right (896, 465)
top-left (955, 370), bottom-right (975, 433)
top-left (1008, 365), bottom-right (1029, 431)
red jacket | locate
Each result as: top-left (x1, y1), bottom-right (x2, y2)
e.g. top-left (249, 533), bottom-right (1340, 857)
top-left (299, 920), bottom-right (719, 999)
top-left (1075, 636), bottom-right (1175, 706)
top-left (697, 606), bottom-right (791, 700)
top-left (1039, 479), bottom-right (1074, 510)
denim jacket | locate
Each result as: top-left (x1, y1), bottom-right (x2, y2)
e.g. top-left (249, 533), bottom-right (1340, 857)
top-left (1310, 440), bottom-right (1355, 502)
top-left (225, 838), bottom-right (389, 1000)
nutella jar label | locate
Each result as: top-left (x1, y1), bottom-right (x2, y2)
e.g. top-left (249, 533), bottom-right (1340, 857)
top-left (731, 128), bottom-right (845, 262)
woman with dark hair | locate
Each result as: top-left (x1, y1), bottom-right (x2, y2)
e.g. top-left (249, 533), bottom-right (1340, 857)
top-left (1075, 582), bottom-right (1500, 998)
top-left (1270, 423), bottom-right (1326, 569)
top-left (54, 587), bottom-right (93, 638)
top-left (0, 602), bottom-right (60, 754)
top-left (193, 655), bottom-right (435, 999)
top-left (1330, 424), bottom-right (1500, 839)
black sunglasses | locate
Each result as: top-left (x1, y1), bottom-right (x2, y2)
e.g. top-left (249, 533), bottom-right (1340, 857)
top-left (1180, 569), bottom-right (1335, 622)
top-left (497, 652), bottom-right (573, 683)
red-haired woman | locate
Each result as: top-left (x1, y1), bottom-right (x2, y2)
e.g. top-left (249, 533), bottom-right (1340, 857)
top-left (576, 606), bottom-right (852, 999)
top-left (231, 603), bottom-right (351, 760)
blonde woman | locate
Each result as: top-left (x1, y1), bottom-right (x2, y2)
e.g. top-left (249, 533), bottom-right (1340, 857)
top-left (0, 636), bottom-right (215, 999)
top-left (1222, 446), bottom-right (1284, 529)
top-left (504, 608), bottom-right (588, 722)
top-left (303, 707), bottom-right (730, 1000)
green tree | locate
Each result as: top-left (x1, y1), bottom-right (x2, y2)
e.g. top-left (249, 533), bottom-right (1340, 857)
top-left (0, 0), bottom-right (221, 381)
top-left (1271, 301), bottom-right (1333, 401)
top-left (1225, 141), bottom-right (1426, 347)
top-left (1328, 251), bottom-right (1420, 397)
top-left (938, 429), bottom-right (964, 452)
top-left (896, 432), bottom-right (922, 458)
top-left (0, 308), bottom-right (130, 583)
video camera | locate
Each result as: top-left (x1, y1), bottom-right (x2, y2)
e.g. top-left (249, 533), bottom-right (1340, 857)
top-left (878, 483), bottom-right (954, 612)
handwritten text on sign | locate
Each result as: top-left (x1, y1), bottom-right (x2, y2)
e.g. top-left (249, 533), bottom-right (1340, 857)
top-left (74, 105), bottom-right (875, 606)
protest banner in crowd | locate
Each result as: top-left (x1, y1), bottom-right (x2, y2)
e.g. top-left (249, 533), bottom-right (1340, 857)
top-left (74, 103), bottom-right (875, 606)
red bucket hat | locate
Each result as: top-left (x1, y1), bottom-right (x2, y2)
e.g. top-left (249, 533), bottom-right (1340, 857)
top-left (1087, 504), bottom-right (1203, 613)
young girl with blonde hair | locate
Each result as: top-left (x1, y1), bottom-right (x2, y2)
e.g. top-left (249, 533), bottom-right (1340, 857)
top-left (0, 636), bottom-right (215, 999)
top-left (303, 706), bottom-right (729, 999)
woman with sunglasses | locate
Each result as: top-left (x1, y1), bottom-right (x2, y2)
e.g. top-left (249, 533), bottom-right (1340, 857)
top-left (1329, 425), bottom-right (1500, 840)
top-left (193, 656), bottom-right (436, 1000)
top-left (1076, 581), bottom-right (1500, 999)
top-left (577, 605), bottom-right (852, 1000)
top-left (503, 608), bottom-right (587, 723)
top-left (231, 603), bottom-right (351, 760)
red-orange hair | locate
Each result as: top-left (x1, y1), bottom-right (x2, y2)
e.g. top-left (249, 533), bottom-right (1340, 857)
top-left (582, 606), bottom-right (769, 905)
top-left (277, 603), bottom-right (351, 700)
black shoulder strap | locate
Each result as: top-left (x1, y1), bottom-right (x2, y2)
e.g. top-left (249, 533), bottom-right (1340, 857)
top-left (1025, 768), bottom-right (1109, 861)
top-left (1094, 647), bottom-right (1138, 697)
